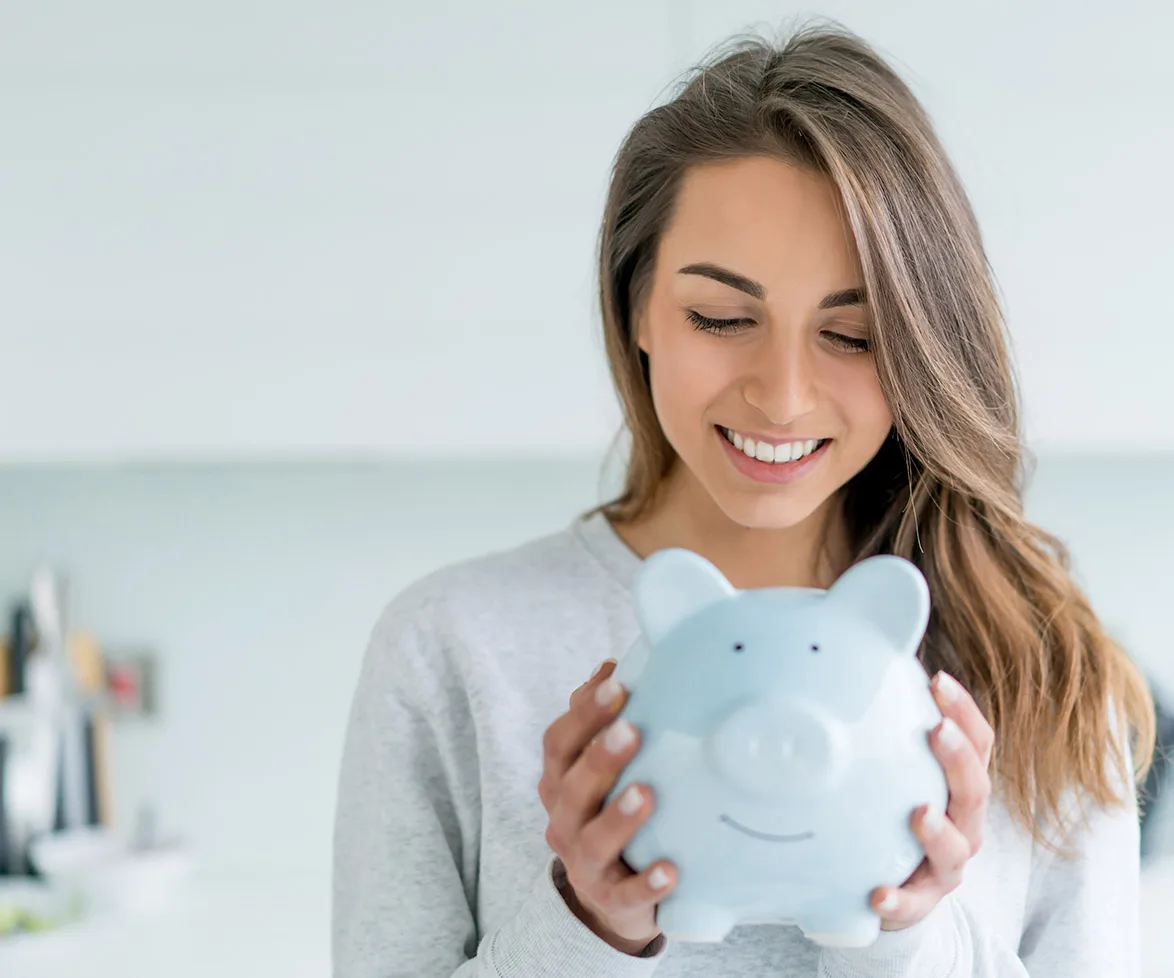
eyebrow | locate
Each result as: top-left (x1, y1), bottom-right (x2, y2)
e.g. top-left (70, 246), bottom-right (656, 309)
top-left (676, 262), bottom-right (865, 309)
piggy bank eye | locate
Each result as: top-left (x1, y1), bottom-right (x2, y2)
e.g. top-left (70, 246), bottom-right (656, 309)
top-left (733, 643), bottom-right (744, 653)
top-left (810, 644), bottom-right (820, 653)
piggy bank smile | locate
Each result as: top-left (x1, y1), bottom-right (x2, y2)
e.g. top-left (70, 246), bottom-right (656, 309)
top-left (719, 815), bottom-right (815, 843)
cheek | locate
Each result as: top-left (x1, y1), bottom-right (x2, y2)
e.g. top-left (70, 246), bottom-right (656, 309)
top-left (648, 332), bottom-right (731, 433)
top-left (838, 359), bottom-right (893, 438)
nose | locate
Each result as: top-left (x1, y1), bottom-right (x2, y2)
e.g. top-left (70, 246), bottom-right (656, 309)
top-left (709, 699), bottom-right (847, 800)
top-left (742, 330), bottom-right (817, 427)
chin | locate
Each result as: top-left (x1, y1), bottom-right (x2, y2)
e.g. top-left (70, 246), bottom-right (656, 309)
top-left (710, 485), bottom-right (831, 532)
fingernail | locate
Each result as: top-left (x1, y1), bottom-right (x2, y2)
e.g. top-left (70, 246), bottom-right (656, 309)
top-left (618, 785), bottom-right (643, 816)
top-left (595, 677), bottom-right (623, 707)
top-left (934, 671), bottom-right (962, 702)
top-left (590, 658), bottom-right (616, 682)
top-left (603, 719), bottom-right (636, 754)
top-left (648, 866), bottom-right (671, 890)
top-left (877, 890), bottom-right (899, 914)
top-left (922, 803), bottom-right (944, 834)
top-left (938, 717), bottom-right (965, 752)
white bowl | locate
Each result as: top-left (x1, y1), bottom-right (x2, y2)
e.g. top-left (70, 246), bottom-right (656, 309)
top-left (29, 827), bottom-right (194, 917)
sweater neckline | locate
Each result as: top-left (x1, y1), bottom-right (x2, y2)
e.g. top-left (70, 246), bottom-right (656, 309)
top-left (571, 509), bottom-right (644, 593)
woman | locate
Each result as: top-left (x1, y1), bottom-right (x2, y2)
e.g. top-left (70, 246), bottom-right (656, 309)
top-left (333, 24), bottom-right (1154, 978)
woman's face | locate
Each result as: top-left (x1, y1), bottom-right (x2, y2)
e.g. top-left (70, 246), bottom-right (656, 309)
top-left (636, 155), bottom-right (893, 530)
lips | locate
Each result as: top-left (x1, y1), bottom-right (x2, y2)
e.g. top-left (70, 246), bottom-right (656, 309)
top-left (719, 426), bottom-right (827, 465)
top-left (716, 426), bottom-right (832, 485)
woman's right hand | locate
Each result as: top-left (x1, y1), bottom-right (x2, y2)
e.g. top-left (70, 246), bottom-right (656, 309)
top-left (538, 658), bottom-right (678, 956)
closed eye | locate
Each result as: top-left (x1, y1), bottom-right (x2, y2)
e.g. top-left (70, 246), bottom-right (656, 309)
top-left (822, 331), bottom-right (870, 353)
top-left (687, 310), bottom-right (755, 335)
top-left (689, 311), bottom-right (870, 353)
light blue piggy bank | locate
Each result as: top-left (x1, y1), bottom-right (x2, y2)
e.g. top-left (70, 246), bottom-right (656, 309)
top-left (608, 548), bottom-right (948, 947)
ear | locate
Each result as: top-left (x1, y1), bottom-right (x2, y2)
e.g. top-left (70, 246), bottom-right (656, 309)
top-left (635, 548), bottom-right (736, 645)
top-left (633, 299), bottom-right (652, 355)
top-left (826, 555), bottom-right (930, 655)
top-left (635, 312), bottom-right (648, 354)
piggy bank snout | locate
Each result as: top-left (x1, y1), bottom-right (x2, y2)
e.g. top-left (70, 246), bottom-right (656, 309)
top-left (710, 700), bottom-right (848, 798)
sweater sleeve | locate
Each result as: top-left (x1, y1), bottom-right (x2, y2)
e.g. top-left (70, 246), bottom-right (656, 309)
top-left (331, 587), bottom-right (668, 978)
top-left (1016, 776), bottom-right (1141, 977)
top-left (818, 747), bottom-right (1141, 978)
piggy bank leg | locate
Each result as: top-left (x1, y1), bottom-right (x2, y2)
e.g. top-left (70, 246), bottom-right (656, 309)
top-left (798, 901), bottom-right (880, 949)
top-left (656, 898), bottom-right (738, 943)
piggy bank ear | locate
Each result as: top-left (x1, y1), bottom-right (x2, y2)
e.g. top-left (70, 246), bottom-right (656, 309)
top-left (826, 555), bottom-right (930, 654)
top-left (635, 548), bottom-right (736, 644)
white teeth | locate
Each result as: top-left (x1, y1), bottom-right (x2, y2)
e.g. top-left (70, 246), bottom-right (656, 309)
top-left (722, 428), bottom-right (824, 465)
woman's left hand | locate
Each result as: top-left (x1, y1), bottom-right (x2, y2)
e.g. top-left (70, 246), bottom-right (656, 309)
top-left (872, 670), bottom-right (995, 931)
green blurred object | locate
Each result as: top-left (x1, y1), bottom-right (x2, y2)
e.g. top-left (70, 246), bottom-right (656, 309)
top-left (0, 881), bottom-right (78, 938)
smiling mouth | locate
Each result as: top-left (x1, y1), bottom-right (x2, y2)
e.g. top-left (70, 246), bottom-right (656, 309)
top-left (719, 815), bottom-right (815, 843)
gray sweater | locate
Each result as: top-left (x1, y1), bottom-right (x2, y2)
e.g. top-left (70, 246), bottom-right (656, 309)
top-left (332, 511), bottom-right (1140, 977)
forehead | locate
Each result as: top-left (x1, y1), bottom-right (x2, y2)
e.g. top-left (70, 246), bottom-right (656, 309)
top-left (660, 156), bottom-right (861, 295)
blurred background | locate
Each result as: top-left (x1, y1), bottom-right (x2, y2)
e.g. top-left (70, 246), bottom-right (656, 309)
top-left (0, 1), bottom-right (1171, 975)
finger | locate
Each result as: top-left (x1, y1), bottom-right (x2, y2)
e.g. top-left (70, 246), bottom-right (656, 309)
top-left (542, 663), bottom-right (626, 783)
top-left (598, 859), bottom-right (678, 918)
top-left (872, 880), bottom-right (941, 930)
top-left (552, 716), bottom-right (642, 835)
top-left (576, 781), bottom-right (655, 874)
top-left (911, 804), bottom-right (970, 887)
top-left (559, 784), bottom-right (676, 920)
top-left (539, 664), bottom-right (625, 810)
top-left (571, 659), bottom-right (618, 707)
top-left (932, 717), bottom-right (991, 850)
top-left (898, 856), bottom-right (933, 890)
top-left (932, 671), bottom-right (995, 768)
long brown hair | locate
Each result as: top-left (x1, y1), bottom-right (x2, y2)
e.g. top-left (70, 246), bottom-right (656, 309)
top-left (589, 22), bottom-right (1154, 851)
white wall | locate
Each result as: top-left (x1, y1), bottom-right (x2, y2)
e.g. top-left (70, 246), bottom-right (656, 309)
top-left (2, 1), bottom-right (1171, 461)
